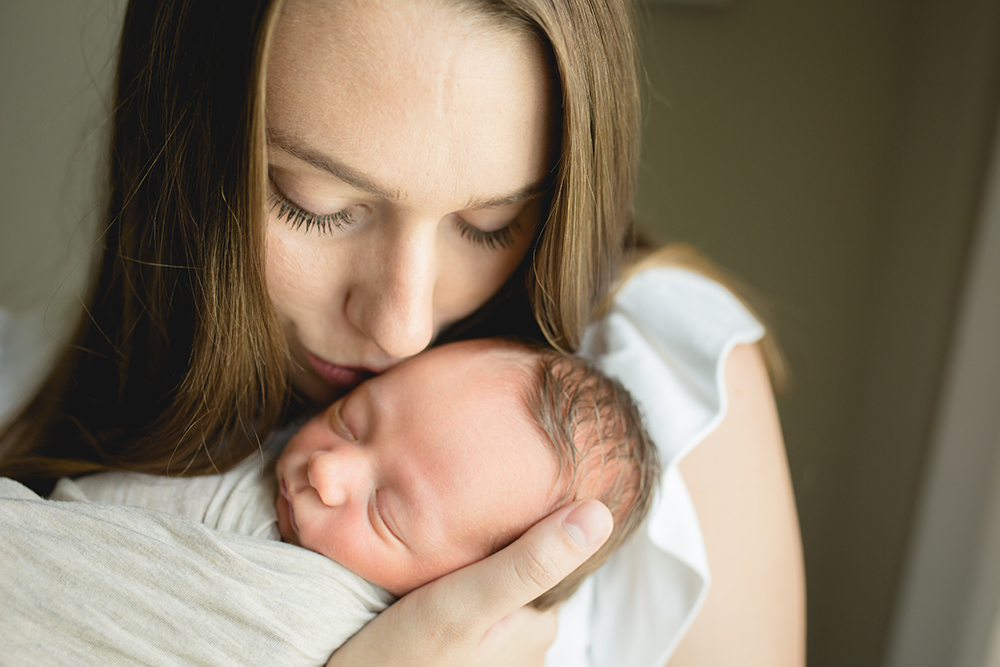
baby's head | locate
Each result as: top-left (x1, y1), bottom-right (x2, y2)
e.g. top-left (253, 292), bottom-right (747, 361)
top-left (275, 338), bottom-right (659, 608)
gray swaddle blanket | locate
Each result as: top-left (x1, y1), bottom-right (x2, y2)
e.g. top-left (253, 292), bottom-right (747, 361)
top-left (49, 456), bottom-right (287, 541)
top-left (0, 477), bottom-right (393, 666)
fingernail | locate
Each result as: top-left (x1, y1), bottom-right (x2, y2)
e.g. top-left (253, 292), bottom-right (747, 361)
top-left (563, 501), bottom-right (612, 548)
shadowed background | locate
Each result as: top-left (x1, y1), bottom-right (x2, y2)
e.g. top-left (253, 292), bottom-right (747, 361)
top-left (635, 2), bottom-right (999, 665)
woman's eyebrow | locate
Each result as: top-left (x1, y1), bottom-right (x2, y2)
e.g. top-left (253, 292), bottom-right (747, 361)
top-left (462, 178), bottom-right (551, 211)
top-left (268, 130), bottom-right (400, 200)
top-left (267, 129), bottom-right (550, 210)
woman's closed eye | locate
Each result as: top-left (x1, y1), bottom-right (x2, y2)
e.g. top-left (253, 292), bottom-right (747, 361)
top-left (455, 216), bottom-right (522, 251)
top-left (269, 166), bottom-right (530, 250)
top-left (269, 182), bottom-right (359, 235)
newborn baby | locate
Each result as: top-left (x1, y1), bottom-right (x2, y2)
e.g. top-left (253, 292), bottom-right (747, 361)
top-left (52, 338), bottom-right (659, 614)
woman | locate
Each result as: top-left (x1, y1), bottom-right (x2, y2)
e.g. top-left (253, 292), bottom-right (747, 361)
top-left (0, 0), bottom-right (804, 665)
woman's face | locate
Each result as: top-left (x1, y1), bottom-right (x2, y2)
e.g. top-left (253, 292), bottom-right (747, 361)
top-left (265, 0), bottom-right (555, 404)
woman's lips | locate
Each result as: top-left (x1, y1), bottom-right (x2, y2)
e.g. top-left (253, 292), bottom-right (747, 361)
top-left (305, 352), bottom-right (374, 389)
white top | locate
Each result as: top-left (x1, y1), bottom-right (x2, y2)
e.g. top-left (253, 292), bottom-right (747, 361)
top-left (547, 267), bottom-right (764, 667)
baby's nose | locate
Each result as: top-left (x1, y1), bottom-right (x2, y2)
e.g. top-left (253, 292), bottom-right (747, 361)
top-left (306, 450), bottom-right (352, 507)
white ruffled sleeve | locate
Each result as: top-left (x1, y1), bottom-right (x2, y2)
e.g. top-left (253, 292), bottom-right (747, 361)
top-left (546, 268), bottom-right (765, 667)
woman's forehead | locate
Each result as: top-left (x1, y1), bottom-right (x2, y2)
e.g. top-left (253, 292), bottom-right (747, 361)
top-left (265, 0), bottom-right (553, 212)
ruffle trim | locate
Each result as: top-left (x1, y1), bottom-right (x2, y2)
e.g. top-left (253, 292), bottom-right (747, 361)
top-left (548, 268), bottom-right (764, 667)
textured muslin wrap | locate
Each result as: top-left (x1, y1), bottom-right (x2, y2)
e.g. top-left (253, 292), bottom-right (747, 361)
top-left (0, 478), bottom-right (392, 667)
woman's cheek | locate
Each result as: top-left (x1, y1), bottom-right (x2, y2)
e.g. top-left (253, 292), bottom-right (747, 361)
top-left (265, 222), bottom-right (331, 313)
top-left (434, 244), bottom-right (521, 320)
top-left (264, 222), bottom-right (298, 304)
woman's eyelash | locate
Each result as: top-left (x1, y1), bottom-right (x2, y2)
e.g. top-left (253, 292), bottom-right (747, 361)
top-left (456, 217), bottom-right (521, 251)
top-left (268, 188), bottom-right (355, 234)
top-left (269, 180), bottom-right (520, 249)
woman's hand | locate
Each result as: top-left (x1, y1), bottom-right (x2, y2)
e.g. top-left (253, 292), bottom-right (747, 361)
top-left (326, 500), bottom-right (613, 667)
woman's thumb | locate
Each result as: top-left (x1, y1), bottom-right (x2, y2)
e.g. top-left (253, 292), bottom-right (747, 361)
top-left (471, 500), bottom-right (613, 622)
top-left (560, 501), bottom-right (613, 550)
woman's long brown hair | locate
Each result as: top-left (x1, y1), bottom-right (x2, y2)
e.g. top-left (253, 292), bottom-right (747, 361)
top-left (0, 0), bottom-right (642, 490)
top-left (0, 0), bottom-right (289, 487)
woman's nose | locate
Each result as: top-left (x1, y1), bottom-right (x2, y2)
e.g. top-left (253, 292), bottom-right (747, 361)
top-left (306, 448), bottom-right (367, 507)
top-left (348, 226), bottom-right (436, 359)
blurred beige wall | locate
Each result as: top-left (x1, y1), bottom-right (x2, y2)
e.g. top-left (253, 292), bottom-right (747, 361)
top-left (636, 1), bottom-right (999, 666)
top-left (0, 0), bottom-right (119, 318)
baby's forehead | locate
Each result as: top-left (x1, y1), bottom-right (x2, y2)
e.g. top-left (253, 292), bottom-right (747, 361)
top-left (479, 343), bottom-right (539, 377)
top-left (433, 339), bottom-right (540, 391)
top-left (444, 338), bottom-right (537, 365)
top-left (441, 341), bottom-right (555, 439)
top-left (476, 345), bottom-right (543, 406)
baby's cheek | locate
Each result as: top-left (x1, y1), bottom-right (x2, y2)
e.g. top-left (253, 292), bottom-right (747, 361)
top-left (348, 555), bottom-right (412, 596)
top-left (298, 526), bottom-right (399, 592)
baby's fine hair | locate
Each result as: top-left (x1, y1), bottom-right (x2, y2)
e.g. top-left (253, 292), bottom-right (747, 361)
top-left (514, 344), bottom-right (660, 611)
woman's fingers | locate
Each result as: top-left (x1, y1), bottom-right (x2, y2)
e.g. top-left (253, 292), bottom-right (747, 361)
top-left (472, 606), bottom-right (560, 667)
top-left (459, 500), bottom-right (613, 626)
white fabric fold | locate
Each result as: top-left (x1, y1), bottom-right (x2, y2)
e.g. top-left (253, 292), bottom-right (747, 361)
top-left (548, 268), bottom-right (764, 667)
